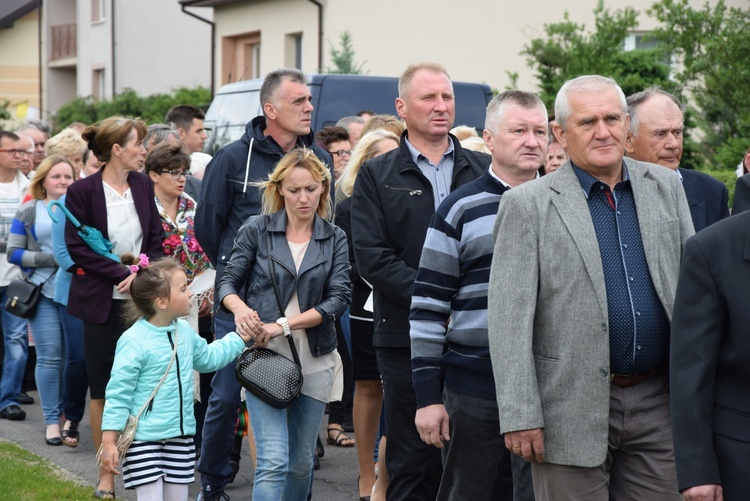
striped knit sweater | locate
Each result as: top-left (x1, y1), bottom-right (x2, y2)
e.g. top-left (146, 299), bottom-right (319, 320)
top-left (410, 168), bottom-right (509, 408)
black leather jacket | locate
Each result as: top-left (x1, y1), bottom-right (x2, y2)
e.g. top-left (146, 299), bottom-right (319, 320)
top-left (217, 209), bottom-right (351, 356)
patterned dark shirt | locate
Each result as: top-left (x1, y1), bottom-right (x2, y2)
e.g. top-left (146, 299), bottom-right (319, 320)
top-left (572, 163), bottom-right (669, 375)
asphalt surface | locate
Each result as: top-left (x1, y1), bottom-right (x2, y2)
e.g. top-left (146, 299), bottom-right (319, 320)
top-left (0, 391), bottom-right (361, 500)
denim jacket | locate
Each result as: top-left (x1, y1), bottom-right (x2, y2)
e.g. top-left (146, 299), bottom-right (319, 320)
top-left (217, 209), bottom-right (351, 357)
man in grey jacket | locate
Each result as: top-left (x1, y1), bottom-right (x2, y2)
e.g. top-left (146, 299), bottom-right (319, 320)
top-left (488, 76), bottom-right (693, 500)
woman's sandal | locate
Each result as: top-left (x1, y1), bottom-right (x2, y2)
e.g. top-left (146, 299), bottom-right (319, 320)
top-left (94, 488), bottom-right (115, 499)
top-left (326, 426), bottom-right (355, 447)
top-left (62, 420), bottom-right (80, 448)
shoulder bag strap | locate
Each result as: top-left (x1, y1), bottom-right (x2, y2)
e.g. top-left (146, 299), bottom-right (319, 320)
top-left (134, 327), bottom-right (179, 420)
top-left (266, 223), bottom-right (302, 368)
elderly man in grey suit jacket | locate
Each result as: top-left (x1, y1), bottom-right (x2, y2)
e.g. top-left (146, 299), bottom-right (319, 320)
top-left (488, 75), bottom-right (694, 500)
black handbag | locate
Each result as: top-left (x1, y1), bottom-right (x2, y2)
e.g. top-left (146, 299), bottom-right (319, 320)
top-left (5, 269), bottom-right (55, 319)
top-left (235, 227), bottom-right (303, 409)
top-left (5, 278), bottom-right (41, 318)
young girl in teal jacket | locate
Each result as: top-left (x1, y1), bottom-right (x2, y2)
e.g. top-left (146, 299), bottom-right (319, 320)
top-left (99, 257), bottom-right (252, 500)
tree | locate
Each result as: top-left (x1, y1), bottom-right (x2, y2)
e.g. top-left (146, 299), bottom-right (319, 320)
top-left (521, 1), bottom-right (674, 111)
top-left (53, 86), bottom-right (211, 132)
top-left (648, 0), bottom-right (750, 170)
top-left (0, 99), bottom-right (10, 121)
top-left (325, 31), bottom-right (366, 74)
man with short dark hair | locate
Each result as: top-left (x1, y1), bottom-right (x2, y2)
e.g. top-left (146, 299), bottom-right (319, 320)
top-left (165, 104), bottom-right (208, 154)
top-left (194, 68), bottom-right (331, 501)
top-left (625, 87), bottom-right (728, 231)
top-left (351, 62), bottom-right (488, 500)
top-left (0, 131), bottom-right (31, 421)
top-left (488, 75), bottom-right (693, 500)
top-left (410, 90), bottom-right (544, 500)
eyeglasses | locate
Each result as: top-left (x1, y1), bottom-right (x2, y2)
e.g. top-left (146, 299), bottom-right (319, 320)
top-left (332, 149), bottom-right (352, 158)
top-left (159, 169), bottom-right (192, 180)
top-left (0, 149), bottom-right (30, 156)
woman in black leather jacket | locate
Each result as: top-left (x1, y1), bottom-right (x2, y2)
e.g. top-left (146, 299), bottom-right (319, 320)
top-left (217, 148), bottom-right (350, 499)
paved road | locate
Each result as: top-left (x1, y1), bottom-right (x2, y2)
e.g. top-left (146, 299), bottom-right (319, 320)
top-left (0, 391), bottom-right (361, 500)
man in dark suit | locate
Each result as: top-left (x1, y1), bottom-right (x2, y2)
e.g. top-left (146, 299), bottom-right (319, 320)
top-left (625, 87), bottom-right (729, 231)
top-left (671, 211), bottom-right (750, 500)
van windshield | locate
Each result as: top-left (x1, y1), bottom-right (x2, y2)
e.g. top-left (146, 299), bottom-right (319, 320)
top-left (205, 90), bottom-right (262, 154)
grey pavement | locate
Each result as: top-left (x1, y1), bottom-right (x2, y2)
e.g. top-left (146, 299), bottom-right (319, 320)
top-left (0, 391), bottom-right (362, 500)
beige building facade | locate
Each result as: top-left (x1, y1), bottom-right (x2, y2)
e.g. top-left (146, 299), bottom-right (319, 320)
top-left (194, 0), bottom-right (745, 95)
top-left (0, 5), bottom-right (40, 126)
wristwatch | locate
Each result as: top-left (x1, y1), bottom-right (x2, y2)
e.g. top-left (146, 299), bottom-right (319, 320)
top-left (276, 317), bottom-right (291, 337)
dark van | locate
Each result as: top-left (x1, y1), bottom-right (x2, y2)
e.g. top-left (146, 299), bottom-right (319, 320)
top-left (203, 74), bottom-right (493, 154)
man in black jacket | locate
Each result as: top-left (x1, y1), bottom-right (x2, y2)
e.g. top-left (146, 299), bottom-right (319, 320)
top-left (195, 68), bottom-right (331, 501)
top-left (351, 62), bottom-right (488, 501)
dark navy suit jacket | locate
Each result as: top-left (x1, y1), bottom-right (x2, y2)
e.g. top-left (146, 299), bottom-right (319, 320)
top-left (671, 211), bottom-right (750, 496)
top-left (679, 168), bottom-right (729, 232)
top-left (731, 173), bottom-right (750, 215)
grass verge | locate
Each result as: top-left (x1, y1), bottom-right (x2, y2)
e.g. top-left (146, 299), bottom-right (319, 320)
top-left (0, 439), bottom-right (92, 500)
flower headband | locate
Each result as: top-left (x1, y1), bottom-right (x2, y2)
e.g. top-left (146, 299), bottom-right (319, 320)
top-left (129, 254), bottom-right (150, 274)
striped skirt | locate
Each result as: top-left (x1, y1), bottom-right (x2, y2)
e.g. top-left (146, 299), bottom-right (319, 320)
top-left (123, 436), bottom-right (196, 489)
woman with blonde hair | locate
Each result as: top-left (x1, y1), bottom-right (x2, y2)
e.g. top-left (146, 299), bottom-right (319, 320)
top-left (334, 128), bottom-right (401, 500)
top-left (218, 147), bottom-right (350, 499)
top-left (45, 129), bottom-right (87, 176)
top-left (336, 129), bottom-right (401, 203)
top-left (6, 155), bottom-right (76, 446)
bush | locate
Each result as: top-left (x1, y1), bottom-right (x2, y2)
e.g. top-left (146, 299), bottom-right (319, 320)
top-left (53, 86), bottom-right (211, 132)
top-left (699, 168), bottom-right (738, 208)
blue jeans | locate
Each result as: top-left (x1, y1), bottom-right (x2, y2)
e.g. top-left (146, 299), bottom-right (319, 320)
top-left (29, 296), bottom-right (64, 425)
top-left (197, 316), bottom-right (242, 489)
top-left (0, 285), bottom-right (30, 411)
top-left (246, 392), bottom-right (326, 501)
top-left (58, 302), bottom-right (87, 422)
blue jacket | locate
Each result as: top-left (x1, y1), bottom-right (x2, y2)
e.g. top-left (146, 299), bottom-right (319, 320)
top-left (51, 194), bottom-right (75, 306)
top-left (217, 209), bottom-right (351, 357)
top-left (102, 318), bottom-right (245, 441)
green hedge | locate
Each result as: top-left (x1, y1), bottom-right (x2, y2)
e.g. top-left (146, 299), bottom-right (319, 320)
top-left (698, 168), bottom-right (739, 208)
top-left (53, 86), bottom-right (211, 133)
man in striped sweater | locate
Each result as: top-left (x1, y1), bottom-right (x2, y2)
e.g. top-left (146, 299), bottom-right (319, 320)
top-left (410, 91), bottom-right (548, 501)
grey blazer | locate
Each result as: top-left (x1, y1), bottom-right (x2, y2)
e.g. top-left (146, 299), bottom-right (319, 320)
top-left (487, 158), bottom-right (694, 467)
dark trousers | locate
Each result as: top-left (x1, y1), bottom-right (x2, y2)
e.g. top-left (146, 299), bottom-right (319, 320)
top-left (376, 346), bottom-right (441, 501)
top-left (328, 316), bottom-right (353, 426)
top-left (193, 313), bottom-right (215, 451)
top-left (715, 432), bottom-right (750, 499)
top-left (440, 388), bottom-right (534, 501)
top-left (197, 315), bottom-right (241, 489)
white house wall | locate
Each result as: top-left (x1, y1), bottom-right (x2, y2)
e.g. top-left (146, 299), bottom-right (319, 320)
top-left (75, 0), bottom-right (212, 102)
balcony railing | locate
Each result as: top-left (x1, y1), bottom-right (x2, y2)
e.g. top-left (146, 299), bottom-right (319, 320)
top-left (50, 23), bottom-right (77, 61)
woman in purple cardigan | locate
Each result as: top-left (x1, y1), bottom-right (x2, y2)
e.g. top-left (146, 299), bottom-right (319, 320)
top-left (65, 116), bottom-right (163, 500)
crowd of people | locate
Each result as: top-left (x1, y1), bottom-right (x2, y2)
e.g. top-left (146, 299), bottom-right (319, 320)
top-left (0, 61), bottom-right (747, 501)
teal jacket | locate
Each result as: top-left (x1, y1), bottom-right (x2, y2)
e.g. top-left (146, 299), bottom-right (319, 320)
top-left (102, 317), bottom-right (245, 441)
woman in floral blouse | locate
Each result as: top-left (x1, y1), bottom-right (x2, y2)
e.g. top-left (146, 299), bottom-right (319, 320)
top-left (145, 143), bottom-right (212, 317)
